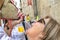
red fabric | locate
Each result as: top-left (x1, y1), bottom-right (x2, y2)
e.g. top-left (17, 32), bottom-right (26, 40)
top-left (27, 0), bottom-right (32, 5)
top-left (10, 0), bottom-right (14, 4)
top-left (18, 13), bottom-right (24, 19)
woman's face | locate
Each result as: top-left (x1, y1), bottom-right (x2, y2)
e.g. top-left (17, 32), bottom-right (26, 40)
top-left (26, 22), bottom-right (45, 40)
top-left (31, 22), bottom-right (45, 31)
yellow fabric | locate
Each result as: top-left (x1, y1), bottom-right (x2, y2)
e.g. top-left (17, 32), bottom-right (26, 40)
top-left (26, 16), bottom-right (30, 22)
top-left (36, 16), bottom-right (39, 21)
top-left (18, 26), bottom-right (24, 32)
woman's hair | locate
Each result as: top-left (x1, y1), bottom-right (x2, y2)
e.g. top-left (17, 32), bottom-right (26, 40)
top-left (43, 18), bottom-right (59, 40)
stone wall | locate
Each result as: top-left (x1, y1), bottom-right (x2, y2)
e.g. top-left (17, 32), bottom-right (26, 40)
top-left (21, 0), bottom-right (34, 19)
top-left (37, 0), bottom-right (60, 24)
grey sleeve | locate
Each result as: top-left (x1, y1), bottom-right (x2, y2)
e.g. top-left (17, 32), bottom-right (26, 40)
top-left (24, 22), bottom-right (31, 30)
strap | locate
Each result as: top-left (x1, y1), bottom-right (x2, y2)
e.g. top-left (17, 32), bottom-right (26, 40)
top-left (22, 20), bottom-right (28, 40)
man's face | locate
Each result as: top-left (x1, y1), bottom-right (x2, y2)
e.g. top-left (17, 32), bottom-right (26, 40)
top-left (4, 22), bottom-right (12, 36)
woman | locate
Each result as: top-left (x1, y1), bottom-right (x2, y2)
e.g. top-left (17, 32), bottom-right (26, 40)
top-left (26, 18), bottom-right (45, 40)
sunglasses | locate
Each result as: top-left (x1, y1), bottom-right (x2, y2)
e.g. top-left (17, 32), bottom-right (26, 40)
top-left (37, 19), bottom-right (45, 24)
